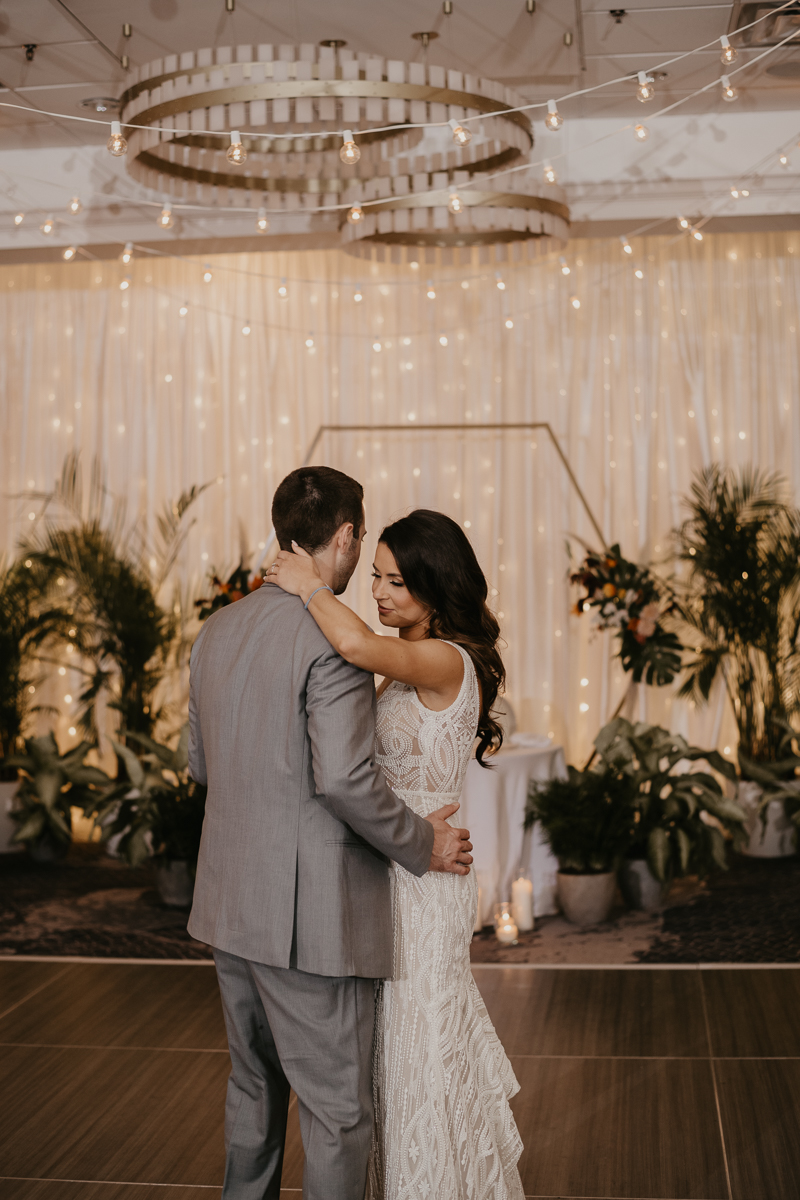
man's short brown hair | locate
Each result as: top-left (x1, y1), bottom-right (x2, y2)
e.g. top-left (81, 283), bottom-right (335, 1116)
top-left (271, 466), bottom-right (364, 554)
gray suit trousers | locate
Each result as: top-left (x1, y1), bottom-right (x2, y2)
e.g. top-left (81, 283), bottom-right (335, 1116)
top-left (214, 949), bottom-right (375, 1200)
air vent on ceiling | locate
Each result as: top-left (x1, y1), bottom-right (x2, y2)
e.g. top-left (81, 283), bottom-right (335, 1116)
top-left (731, 3), bottom-right (800, 46)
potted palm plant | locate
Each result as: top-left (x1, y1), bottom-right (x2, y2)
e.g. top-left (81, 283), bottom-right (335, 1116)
top-left (92, 725), bottom-right (207, 907)
top-left (6, 731), bottom-right (111, 860)
top-left (737, 719), bottom-right (800, 856)
top-left (674, 466), bottom-right (800, 857)
top-left (525, 767), bottom-right (637, 926)
top-left (22, 454), bottom-right (208, 747)
top-left (0, 555), bottom-right (72, 852)
top-left (594, 718), bottom-right (747, 910)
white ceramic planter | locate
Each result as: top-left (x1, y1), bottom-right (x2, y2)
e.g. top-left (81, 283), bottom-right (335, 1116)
top-left (557, 871), bottom-right (616, 927)
top-left (619, 859), bottom-right (666, 912)
top-left (739, 781), bottom-right (795, 858)
top-left (156, 860), bottom-right (194, 907)
top-left (0, 780), bottom-right (21, 853)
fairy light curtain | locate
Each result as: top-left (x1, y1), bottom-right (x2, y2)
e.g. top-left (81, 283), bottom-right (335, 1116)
top-left (1, 231), bottom-right (798, 765)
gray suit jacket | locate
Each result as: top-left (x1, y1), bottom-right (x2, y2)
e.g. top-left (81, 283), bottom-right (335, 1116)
top-left (187, 582), bottom-right (434, 978)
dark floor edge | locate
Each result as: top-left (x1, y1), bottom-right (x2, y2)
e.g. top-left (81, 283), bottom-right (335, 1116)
top-left (1, 955), bottom-right (799, 968)
top-left (0, 1188), bottom-right (715, 1199)
top-left (0, 1181), bottom-right (221, 1191)
top-left (0, 955), bottom-right (216, 965)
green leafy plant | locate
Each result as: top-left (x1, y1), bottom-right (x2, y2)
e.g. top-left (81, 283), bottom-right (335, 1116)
top-left (6, 731), bottom-right (111, 854)
top-left (22, 455), bottom-right (209, 745)
top-left (0, 555), bottom-right (71, 775)
top-left (673, 465), bottom-right (800, 767)
top-left (738, 719), bottom-right (800, 849)
top-left (93, 725), bottom-right (207, 869)
top-left (594, 718), bottom-right (746, 882)
top-left (525, 767), bottom-right (637, 874)
top-left (571, 542), bottom-right (682, 687)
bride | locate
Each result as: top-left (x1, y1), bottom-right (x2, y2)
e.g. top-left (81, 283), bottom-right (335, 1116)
top-left (272, 508), bottom-right (524, 1200)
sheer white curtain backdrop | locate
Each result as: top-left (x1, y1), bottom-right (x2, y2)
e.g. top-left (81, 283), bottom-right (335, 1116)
top-left (1, 233), bottom-right (798, 765)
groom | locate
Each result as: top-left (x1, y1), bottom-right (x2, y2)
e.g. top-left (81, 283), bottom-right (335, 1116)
top-left (188, 466), bottom-right (473, 1200)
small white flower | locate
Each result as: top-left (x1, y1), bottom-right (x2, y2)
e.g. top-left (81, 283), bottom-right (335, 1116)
top-left (408, 1140), bottom-right (420, 1163)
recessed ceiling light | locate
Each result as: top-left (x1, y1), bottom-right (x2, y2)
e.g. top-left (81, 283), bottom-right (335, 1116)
top-left (80, 96), bottom-right (120, 113)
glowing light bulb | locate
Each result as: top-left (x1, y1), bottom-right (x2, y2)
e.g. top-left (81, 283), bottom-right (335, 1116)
top-left (779, 154), bottom-right (790, 168)
top-left (305, 334), bottom-right (315, 348)
top-left (68, 196), bottom-right (82, 215)
top-left (721, 75), bottom-right (738, 102)
top-left (495, 273), bottom-right (506, 290)
top-left (620, 236), bottom-right (633, 255)
top-left (340, 130), bottom-right (361, 165)
top-left (40, 214), bottom-right (54, 235)
top-left (121, 241), bottom-right (133, 264)
top-left (730, 187), bottom-right (739, 199)
top-left (107, 120), bottom-right (127, 156)
top-left (62, 245), bottom-right (76, 261)
top-left (544, 99), bottom-right (563, 131)
top-left (426, 282), bottom-right (436, 300)
top-left (14, 212), bottom-right (24, 226)
top-left (373, 341), bottom-right (382, 352)
top-left (570, 295), bottom-right (581, 309)
top-left (634, 123), bottom-right (649, 141)
top-left (158, 201), bottom-right (174, 229)
top-left (353, 290), bottom-right (363, 302)
top-left (692, 229), bottom-right (704, 241)
top-left (347, 204), bottom-right (364, 224)
top-left (256, 207), bottom-right (269, 232)
top-left (634, 268), bottom-right (644, 279)
top-left (120, 276), bottom-right (131, 290)
top-left (203, 266), bottom-right (213, 283)
top-left (448, 190), bottom-right (463, 215)
top-left (242, 320), bottom-right (251, 335)
top-left (449, 117), bottom-right (471, 146)
top-left (278, 279), bottom-right (288, 298)
top-left (720, 35), bottom-right (738, 65)
top-left (741, 188), bottom-right (750, 197)
top-left (504, 318), bottom-right (514, 329)
top-left (543, 164), bottom-right (557, 184)
top-left (636, 71), bottom-right (655, 103)
top-left (227, 131), bottom-right (247, 165)
top-left (179, 302), bottom-right (189, 316)
top-left (439, 334), bottom-right (448, 346)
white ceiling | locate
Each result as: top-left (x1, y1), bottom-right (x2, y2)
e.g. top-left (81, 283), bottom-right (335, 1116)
top-left (1, 0), bottom-right (799, 256)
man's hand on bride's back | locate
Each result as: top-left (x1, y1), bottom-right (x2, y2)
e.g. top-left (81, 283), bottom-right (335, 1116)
top-left (426, 803), bottom-right (473, 875)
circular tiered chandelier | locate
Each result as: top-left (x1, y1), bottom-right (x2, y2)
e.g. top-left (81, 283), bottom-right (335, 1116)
top-left (119, 42), bottom-right (569, 258)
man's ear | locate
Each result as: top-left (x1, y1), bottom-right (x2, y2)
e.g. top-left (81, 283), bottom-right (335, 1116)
top-left (336, 522), bottom-right (354, 551)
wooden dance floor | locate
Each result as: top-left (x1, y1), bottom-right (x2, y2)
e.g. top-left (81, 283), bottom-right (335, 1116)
top-left (0, 960), bottom-right (798, 1199)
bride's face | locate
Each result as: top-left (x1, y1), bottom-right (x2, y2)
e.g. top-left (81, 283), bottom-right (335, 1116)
top-left (371, 542), bottom-right (430, 632)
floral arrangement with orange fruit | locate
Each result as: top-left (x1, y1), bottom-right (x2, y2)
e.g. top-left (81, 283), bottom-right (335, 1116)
top-left (195, 562), bottom-right (263, 621)
top-left (570, 543), bottom-right (682, 687)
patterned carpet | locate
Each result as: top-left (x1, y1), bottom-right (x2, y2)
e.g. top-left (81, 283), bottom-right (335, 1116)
top-left (1, 843), bottom-right (798, 962)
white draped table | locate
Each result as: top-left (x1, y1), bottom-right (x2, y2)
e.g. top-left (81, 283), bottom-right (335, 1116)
top-left (459, 742), bottom-right (566, 925)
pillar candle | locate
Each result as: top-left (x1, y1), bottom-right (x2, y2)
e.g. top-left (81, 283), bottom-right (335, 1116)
top-left (512, 875), bottom-right (534, 931)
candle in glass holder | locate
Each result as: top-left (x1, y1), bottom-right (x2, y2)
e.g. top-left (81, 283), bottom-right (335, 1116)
top-left (512, 873), bottom-right (534, 932)
top-left (493, 901), bottom-right (518, 945)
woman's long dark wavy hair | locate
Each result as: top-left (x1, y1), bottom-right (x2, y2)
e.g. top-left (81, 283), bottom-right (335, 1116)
top-left (379, 509), bottom-right (505, 766)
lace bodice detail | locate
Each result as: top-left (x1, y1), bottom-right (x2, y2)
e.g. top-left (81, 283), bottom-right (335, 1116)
top-left (375, 641), bottom-right (479, 809)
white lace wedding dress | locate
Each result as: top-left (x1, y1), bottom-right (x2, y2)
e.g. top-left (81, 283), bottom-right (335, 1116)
top-left (367, 642), bottom-right (525, 1200)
